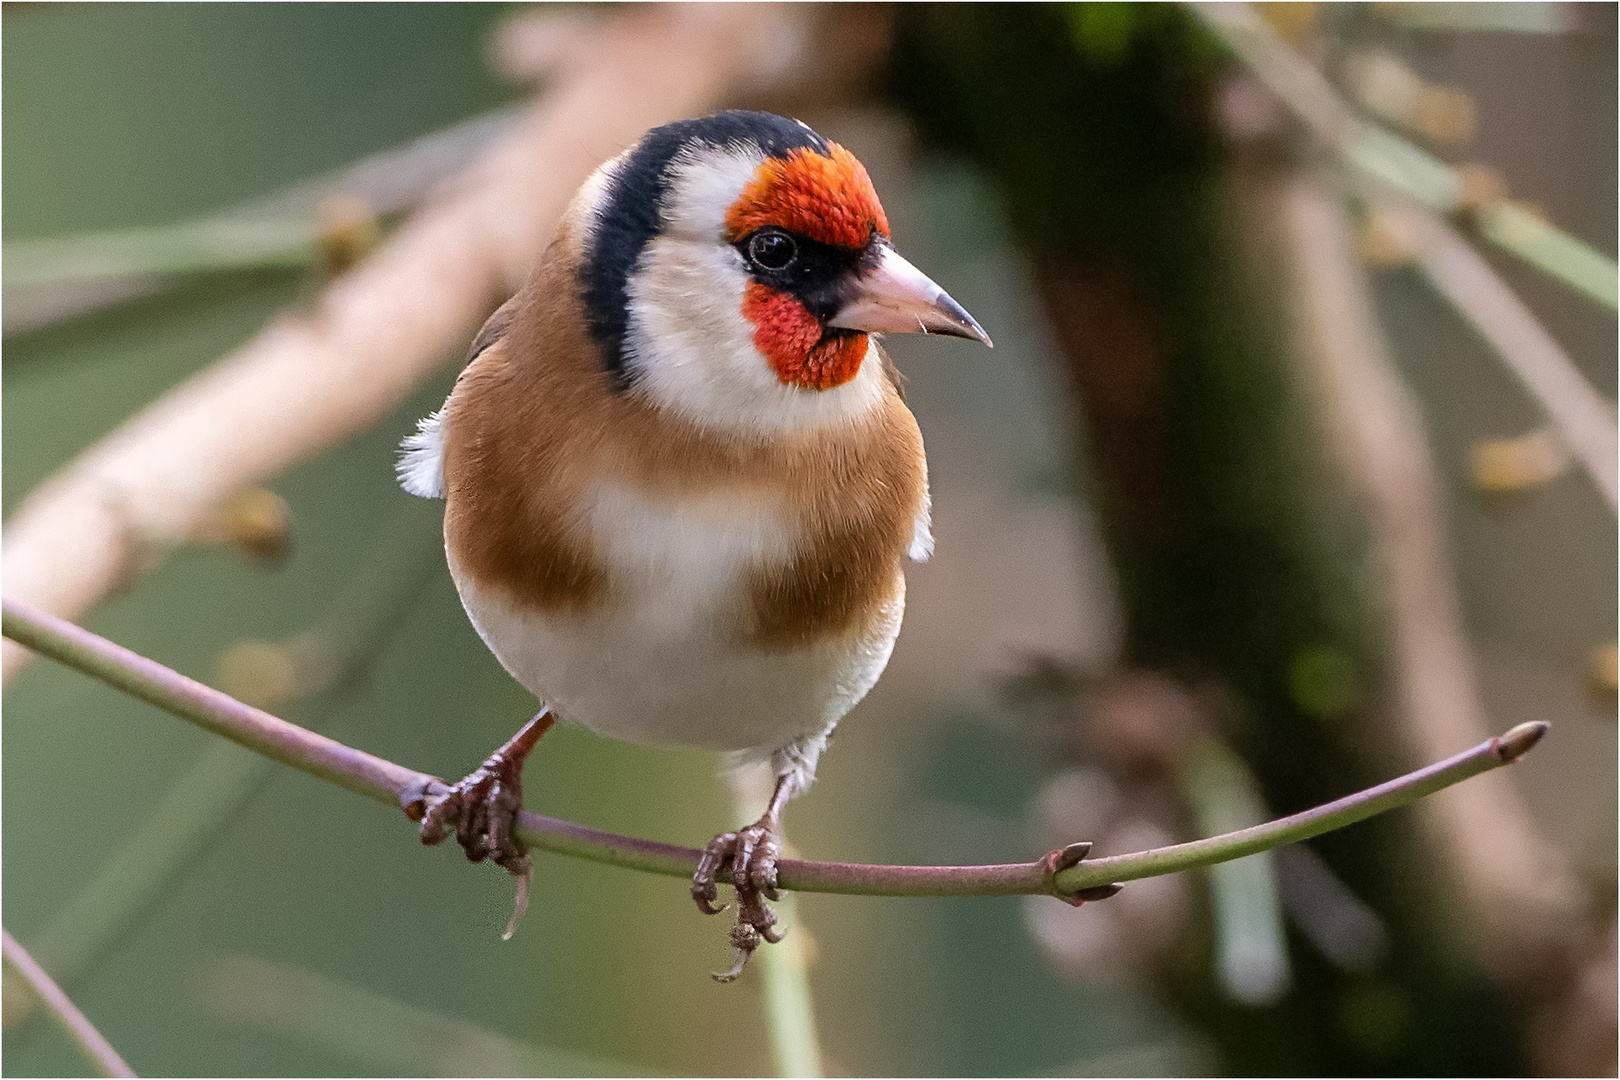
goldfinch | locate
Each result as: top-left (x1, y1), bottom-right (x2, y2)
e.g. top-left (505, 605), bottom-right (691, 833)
top-left (399, 110), bottom-right (990, 978)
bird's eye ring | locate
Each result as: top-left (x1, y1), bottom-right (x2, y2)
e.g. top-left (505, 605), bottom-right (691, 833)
top-left (746, 230), bottom-right (798, 273)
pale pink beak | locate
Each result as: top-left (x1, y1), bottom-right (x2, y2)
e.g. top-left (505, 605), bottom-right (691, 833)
top-left (828, 245), bottom-right (993, 346)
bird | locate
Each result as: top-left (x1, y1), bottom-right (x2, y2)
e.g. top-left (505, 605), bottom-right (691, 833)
top-left (397, 110), bottom-right (990, 979)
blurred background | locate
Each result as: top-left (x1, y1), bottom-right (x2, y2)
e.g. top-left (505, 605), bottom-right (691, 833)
top-left (3, 3), bottom-right (1614, 1076)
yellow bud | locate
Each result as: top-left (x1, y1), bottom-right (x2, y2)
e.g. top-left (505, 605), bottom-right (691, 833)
top-left (1469, 429), bottom-right (1570, 493)
top-left (217, 640), bottom-right (300, 710)
top-left (1590, 644), bottom-right (1618, 699)
top-left (1257, 3), bottom-right (1319, 43)
top-left (1356, 207), bottom-right (1416, 267)
top-left (216, 488), bottom-right (292, 563)
top-left (1456, 163), bottom-right (1509, 217)
top-left (318, 194), bottom-right (380, 273)
top-left (1415, 86), bottom-right (1475, 146)
top-left (1, 969), bottom-right (35, 1029)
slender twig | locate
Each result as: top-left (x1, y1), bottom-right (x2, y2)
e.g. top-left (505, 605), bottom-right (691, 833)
top-left (2, 105), bottom-right (525, 335)
top-left (2, 929), bottom-right (136, 1078)
top-left (1, 599), bottom-right (1549, 902)
top-left (4, 219), bottom-right (322, 289)
top-left (1190, 0), bottom-right (1619, 511)
top-left (1189, 1), bottom-right (1618, 310)
top-left (202, 953), bottom-right (639, 1076)
top-left (1381, 204), bottom-right (1619, 510)
top-left (25, 516), bottom-right (443, 988)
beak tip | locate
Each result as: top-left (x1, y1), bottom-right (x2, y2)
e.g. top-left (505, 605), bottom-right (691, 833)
top-left (960, 315), bottom-right (993, 349)
top-left (940, 295), bottom-right (993, 348)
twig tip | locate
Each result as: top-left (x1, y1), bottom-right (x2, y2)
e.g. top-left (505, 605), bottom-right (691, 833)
top-left (1493, 720), bottom-right (1549, 763)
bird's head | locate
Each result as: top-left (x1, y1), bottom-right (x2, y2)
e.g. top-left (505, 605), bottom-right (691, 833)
top-left (574, 111), bottom-right (990, 435)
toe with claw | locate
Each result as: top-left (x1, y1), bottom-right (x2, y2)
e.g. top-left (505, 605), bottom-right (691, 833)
top-left (410, 709), bottom-right (554, 938)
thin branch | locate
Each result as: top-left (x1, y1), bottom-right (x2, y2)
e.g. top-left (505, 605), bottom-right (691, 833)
top-left (1189, 1), bottom-right (1619, 310)
top-left (1190, 0), bottom-right (1619, 511)
top-left (26, 517), bottom-right (442, 988)
top-left (4, 219), bottom-right (322, 290)
top-left (2, 106), bottom-right (524, 334)
top-left (202, 953), bottom-right (640, 1076)
top-left (2, 929), bottom-right (136, 1078)
top-left (1380, 203), bottom-right (1619, 511)
top-left (1, 599), bottom-right (1549, 903)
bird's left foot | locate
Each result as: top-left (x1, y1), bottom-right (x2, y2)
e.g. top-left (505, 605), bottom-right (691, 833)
top-left (693, 811), bottom-right (788, 982)
top-left (410, 709), bottom-right (554, 938)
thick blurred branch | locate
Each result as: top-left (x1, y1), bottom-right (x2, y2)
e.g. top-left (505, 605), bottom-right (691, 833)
top-left (2, 930), bottom-right (134, 1078)
top-left (1278, 178), bottom-right (1579, 960)
top-left (0, 4), bottom-right (805, 683)
top-left (1, 599), bottom-right (1549, 904)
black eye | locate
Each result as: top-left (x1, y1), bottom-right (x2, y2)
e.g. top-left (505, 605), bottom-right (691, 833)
top-left (747, 230), bottom-right (798, 272)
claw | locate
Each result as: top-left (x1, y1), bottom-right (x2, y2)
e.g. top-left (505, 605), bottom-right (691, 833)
top-left (692, 832), bottom-right (737, 916)
top-left (733, 830), bottom-right (757, 884)
top-left (749, 845), bottom-right (780, 897)
top-left (502, 867), bottom-right (532, 941)
top-left (712, 948), bottom-right (752, 983)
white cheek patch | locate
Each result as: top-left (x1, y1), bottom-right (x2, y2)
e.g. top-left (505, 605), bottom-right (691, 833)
top-left (623, 236), bottom-right (887, 437)
top-left (617, 142), bottom-right (888, 436)
top-left (660, 144), bottom-right (765, 241)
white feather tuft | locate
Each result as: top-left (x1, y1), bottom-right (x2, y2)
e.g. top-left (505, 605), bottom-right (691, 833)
top-left (397, 406), bottom-right (447, 498)
top-left (908, 483), bottom-right (934, 562)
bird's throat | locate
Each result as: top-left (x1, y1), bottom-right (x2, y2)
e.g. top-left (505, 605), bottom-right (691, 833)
top-left (742, 283), bottom-right (867, 391)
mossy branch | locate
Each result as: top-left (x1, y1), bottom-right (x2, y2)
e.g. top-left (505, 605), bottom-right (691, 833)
top-left (2, 599), bottom-right (1547, 902)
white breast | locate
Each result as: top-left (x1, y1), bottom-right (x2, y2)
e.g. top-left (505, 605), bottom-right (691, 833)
top-left (586, 481), bottom-right (791, 632)
top-left (448, 481), bottom-right (906, 758)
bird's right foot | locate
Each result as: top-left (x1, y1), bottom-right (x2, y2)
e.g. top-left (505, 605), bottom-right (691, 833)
top-left (693, 816), bottom-right (787, 981)
top-left (693, 772), bottom-right (798, 982)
